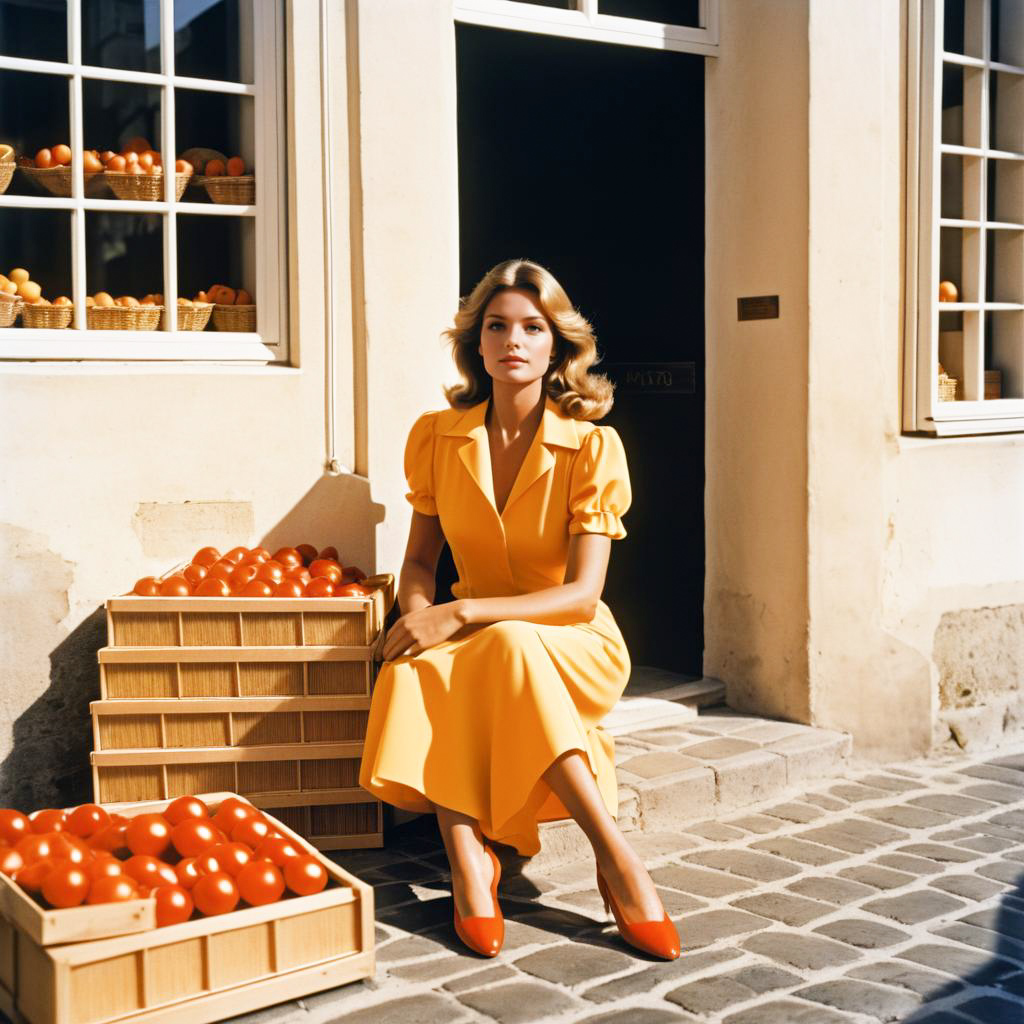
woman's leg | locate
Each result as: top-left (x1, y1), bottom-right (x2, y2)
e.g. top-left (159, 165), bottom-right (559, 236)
top-left (542, 749), bottom-right (665, 923)
top-left (433, 801), bottom-right (497, 919)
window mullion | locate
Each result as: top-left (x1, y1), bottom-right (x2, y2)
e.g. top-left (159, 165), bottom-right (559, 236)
top-left (68, 0), bottom-right (86, 331)
top-left (161, 0), bottom-right (177, 333)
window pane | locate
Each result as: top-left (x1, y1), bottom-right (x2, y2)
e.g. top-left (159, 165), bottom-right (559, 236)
top-left (941, 64), bottom-right (964, 146)
top-left (948, 0), bottom-right (984, 60)
top-left (985, 227), bottom-right (1023, 304)
top-left (177, 87), bottom-right (254, 201)
top-left (83, 78), bottom-right (162, 168)
top-left (175, 0), bottom-right (253, 84)
top-left (988, 157), bottom-right (1024, 224)
top-left (0, 0), bottom-right (67, 63)
top-left (989, 70), bottom-right (1024, 154)
top-left (177, 213), bottom-right (254, 329)
top-left (987, 310), bottom-right (1023, 398)
top-left (0, 207), bottom-right (72, 316)
top-left (599, 0), bottom-right (699, 25)
top-left (0, 69), bottom-right (71, 198)
top-left (82, 0), bottom-right (160, 73)
top-left (992, 0), bottom-right (1024, 67)
top-left (86, 211), bottom-right (164, 319)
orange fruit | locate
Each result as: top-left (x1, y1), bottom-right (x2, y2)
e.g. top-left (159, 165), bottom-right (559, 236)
top-left (205, 159), bottom-right (226, 177)
top-left (226, 156), bottom-right (245, 176)
top-left (938, 280), bottom-right (958, 302)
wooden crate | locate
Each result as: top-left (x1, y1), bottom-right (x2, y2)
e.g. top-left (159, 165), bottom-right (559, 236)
top-left (0, 793), bottom-right (374, 1024)
top-left (91, 741), bottom-right (382, 850)
top-left (97, 643), bottom-right (381, 699)
top-left (106, 577), bottom-right (393, 649)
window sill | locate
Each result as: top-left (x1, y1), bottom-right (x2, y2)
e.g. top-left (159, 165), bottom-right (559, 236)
top-left (0, 331), bottom-right (282, 363)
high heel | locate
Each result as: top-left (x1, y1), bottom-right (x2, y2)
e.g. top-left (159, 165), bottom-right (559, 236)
top-left (596, 866), bottom-right (681, 960)
top-left (453, 843), bottom-right (504, 957)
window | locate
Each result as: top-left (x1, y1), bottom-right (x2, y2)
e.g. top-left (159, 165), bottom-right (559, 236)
top-left (907, 0), bottom-right (1024, 433)
top-left (0, 0), bottom-right (286, 362)
top-left (453, 0), bottom-right (718, 56)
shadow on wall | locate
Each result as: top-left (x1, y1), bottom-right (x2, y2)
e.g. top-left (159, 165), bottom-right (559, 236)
top-left (901, 874), bottom-right (1024, 1021)
top-left (0, 472), bottom-right (388, 811)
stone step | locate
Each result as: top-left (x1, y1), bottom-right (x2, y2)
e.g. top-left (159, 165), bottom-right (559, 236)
top-left (522, 709), bottom-right (852, 876)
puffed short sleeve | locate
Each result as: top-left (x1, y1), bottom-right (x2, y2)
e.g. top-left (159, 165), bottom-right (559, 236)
top-left (568, 425), bottom-right (632, 539)
top-left (403, 410), bottom-right (440, 516)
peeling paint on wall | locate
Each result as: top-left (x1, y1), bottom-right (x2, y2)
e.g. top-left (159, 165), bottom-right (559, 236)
top-left (132, 501), bottom-right (255, 560)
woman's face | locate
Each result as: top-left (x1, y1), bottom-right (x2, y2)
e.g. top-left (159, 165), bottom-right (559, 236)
top-left (478, 287), bottom-right (555, 386)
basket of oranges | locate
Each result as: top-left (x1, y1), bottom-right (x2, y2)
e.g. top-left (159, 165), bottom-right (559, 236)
top-left (195, 155), bottom-right (255, 205)
top-left (86, 293), bottom-right (163, 330)
top-left (18, 145), bottom-right (108, 197)
top-left (160, 297), bottom-right (213, 331)
top-left (0, 143), bottom-right (14, 195)
top-left (201, 284), bottom-right (256, 332)
top-left (22, 297), bottom-right (74, 329)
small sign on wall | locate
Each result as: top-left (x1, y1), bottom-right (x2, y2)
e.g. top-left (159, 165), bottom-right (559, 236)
top-left (738, 295), bottom-right (780, 321)
top-left (603, 362), bottom-right (696, 395)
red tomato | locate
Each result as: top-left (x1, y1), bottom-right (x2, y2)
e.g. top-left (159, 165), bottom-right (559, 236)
top-left (334, 583), bottom-right (368, 598)
top-left (319, 546), bottom-right (340, 561)
top-left (124, 855), bottom-right (178, 889)
top-left (87, 876), bottom-right (139, 905)
top-left (170, 818), bottom-right (220, 858)
top-left (222, 546), bottom-right (248, 564)
top-left (159, 576), bottom-right (191, 597)
top-left (194, 577), bottom-right (232, 597)
top-left (212, 800), bottom-right (257, 834)
top-left (125, 814), bottom-right (172, 857)
top-left (272, 548), bottom-right (303, 568)
top-left (47, 833), bottom-right (91, 864)
top-left (194, 847), bottom-right (228, 876)
top-left (231, 815), bottom-right (272, 848)
top-left (284, 566), bottom-right (311, 584)
top-left (309, 560), bottom-right (342, 584)
top-left (42, 863), bottom-right (90, 908)
top-left (29, 808), bottom-right (65, 834)
top-left (15, 859), bottom-right (53, 894)
top-left (0, 847), bottom-right (24, 876)
top-left (230, 564), bottom-right (259, 590)
top-left (192, 547), bottom-right (221, 567)
top-left (237, 860), bottom-right (285, 906)
top-left (238, 552), bottom-right (263, 567)
top-left (249, 547), bottom-right (272, 562)
top-left (215, 842), bottom-right (253, 877)
top-left (255, 836), bottom-right (302, 866)
top-left (295, 544), bottom-right (318, 566)
top-left (16, 833), bottom-right (57, 863)
top-left (0, 809), bottom-right (30, 845)
top-left (165, 795), bottom-right (210, 826)
top-left (255, 562), bottom-right (285, 585)
top-left (175, 857), bottom-right (203, 890)
top-left (240, 579), bottom-right (273, 598)
top-left (133, 576), bottom-right (161, 596)
top-left (84, 855), bottom-right (124, 882)
top-left (154, 885), bottom-right (194, 926)
top-left (272, 579), bottom-right (304, 598)
top-left (64, 803), bottom-right (111, 839)
top-left (192, 872), bottom-right (239, 916)
top-left (89, 821), bottom-right (129, 855)
top-left (183, 564), bottom-right (208, 586)
top-left (206, 563), bottom-right (234, 582)
top-left (284, 855), bottom-right (328, 896)
top-left (304, 577), bottom-right (335, 598)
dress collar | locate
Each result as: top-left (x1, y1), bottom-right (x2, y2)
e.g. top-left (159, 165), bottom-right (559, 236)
top-left (440, 395), bottom-right (582, 450)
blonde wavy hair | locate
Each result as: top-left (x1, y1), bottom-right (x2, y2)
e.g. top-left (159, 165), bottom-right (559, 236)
top-left (441, 259), bottom-right (615, 421)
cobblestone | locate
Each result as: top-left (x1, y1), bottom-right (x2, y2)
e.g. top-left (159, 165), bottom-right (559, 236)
top-left (223, 735), bottom-right (1024, 1024)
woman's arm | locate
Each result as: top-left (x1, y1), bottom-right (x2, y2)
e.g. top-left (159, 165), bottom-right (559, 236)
top-left (396, 510), bottom-right (447, 615)
top-left (456, 533), bottom-right (612, 627)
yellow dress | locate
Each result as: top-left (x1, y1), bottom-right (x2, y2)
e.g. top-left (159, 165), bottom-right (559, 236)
top-left (358, 395), bottom-right (633, 857)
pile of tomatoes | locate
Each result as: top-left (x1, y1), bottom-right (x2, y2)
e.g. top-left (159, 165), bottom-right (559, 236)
top-left (133, 545), bottom-right (373, 599)
top-left (0, 796), bottom-right (330, 926)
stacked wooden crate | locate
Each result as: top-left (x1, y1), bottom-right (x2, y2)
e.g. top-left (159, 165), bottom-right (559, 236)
top-left (90, 576), bottom-right (394, 850)
top-left (0, 793), bottom-right (375, 1024)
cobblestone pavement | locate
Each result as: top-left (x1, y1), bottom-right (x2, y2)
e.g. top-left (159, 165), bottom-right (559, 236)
top-left (218, 742), bottom-right (1024, 1024)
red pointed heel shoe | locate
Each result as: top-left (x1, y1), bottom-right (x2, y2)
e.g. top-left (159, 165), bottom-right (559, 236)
top-left (453, 844), bottom-right (504, 957)
top-left (596, 866), bottom-right (681, 960)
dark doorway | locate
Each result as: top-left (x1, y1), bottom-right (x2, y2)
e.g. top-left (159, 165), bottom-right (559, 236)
top-left (449, 23), bottom-right (705, 681)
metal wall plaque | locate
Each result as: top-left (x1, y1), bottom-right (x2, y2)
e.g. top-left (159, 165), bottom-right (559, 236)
top-left (737, 295), bottom-right (780, 320)
top-left (603, 361), bottom-right (696, 395)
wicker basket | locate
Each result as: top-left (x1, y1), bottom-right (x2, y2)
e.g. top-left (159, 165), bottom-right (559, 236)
top-left (197, 174), bottom-right (255, 205)
top-left (104, 170), bottom-right (191, 202)
top-left (938, 372), bottom-right (959, 401)
top-left (0, 160), bottom-right (13, 196)
top-left (18, 164), bottom-right (106, 197)
top-left (0, 293), bottom-right (22, 327)
top-left (212, 303), bottom-right (256, 331)
top-left (87, 304), bottom-right (163, 330)
top-left (22, 302), bottom-right (74, 329)
top-left (161, 303), bottom-right (213, 331)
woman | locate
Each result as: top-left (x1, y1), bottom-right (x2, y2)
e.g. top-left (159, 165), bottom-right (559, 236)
top-left (358, 259), bottom-right (680, 961)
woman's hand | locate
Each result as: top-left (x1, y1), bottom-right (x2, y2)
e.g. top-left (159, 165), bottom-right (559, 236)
top-left (381, 602), bottom-right (466, 661)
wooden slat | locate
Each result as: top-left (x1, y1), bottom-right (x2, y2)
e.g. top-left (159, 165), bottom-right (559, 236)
top-left (91, 741), bottom-right (363, 766)
top-left (98, 645), bottom-right (377, 664)
top-left (92, 697), bottom-right (371, 715)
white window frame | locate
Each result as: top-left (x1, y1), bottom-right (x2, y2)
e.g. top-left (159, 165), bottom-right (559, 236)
top-left (453, 0), bottom-right (719, 56)
top-left (0, 0), bottom-right (287, 363)
top-left (906, 0), bottom-right (1024, 434)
